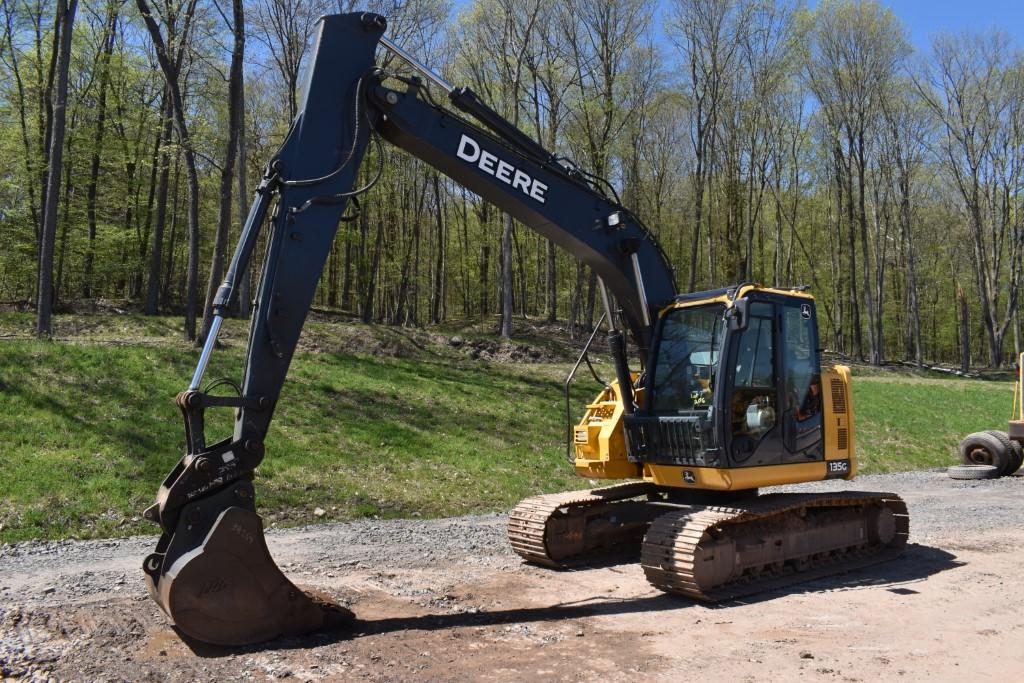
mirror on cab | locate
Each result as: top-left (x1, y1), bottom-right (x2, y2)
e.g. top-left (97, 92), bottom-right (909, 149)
top-left (728, 298), bottom-right (749, 332)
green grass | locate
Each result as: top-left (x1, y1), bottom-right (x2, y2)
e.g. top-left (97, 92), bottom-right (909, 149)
top-left (0, 312), bottom-right (1016, 543)
top-left (0, 319), bottom-right (584, 544)
top-left (852, 374), bottom-right (1015, 473)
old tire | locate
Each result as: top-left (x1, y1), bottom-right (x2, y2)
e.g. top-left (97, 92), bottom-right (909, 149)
top-left (947, 464), bottom-right (999, 480)
top-left (984, 430), bottom-right (1016, 476)
top-left (959, 431), bottom-right (1010, 475)
top-left (1008, 440), bottom-right (1024, 475)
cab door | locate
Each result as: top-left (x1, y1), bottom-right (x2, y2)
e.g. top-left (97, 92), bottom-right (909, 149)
top-left (722, 300), bottom-right (784, 467)
top-left (778, 299), bottom-right (824, 461)
top-left (720, 296), bottom-right (824, 467)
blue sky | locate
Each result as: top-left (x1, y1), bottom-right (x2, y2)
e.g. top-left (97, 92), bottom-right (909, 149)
top-left (449, 0), bottom-right (1024, 54)
top-left (858, 0), bottom-right (1024, 51)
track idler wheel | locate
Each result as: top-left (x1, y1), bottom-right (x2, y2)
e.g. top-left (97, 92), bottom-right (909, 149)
top-left (143, 481), bottom-right (352, 646)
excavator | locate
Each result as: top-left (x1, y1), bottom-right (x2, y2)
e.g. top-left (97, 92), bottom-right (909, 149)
top-left (141, 12), bottom-right (909, 646)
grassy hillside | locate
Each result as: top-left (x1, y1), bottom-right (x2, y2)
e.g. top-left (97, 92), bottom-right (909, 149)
top-left (0, 312), bottom-right (1015, 543)
top-left (852, 376), bottom-right (1015, 472)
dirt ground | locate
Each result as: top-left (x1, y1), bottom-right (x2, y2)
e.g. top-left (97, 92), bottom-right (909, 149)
top-left (2, 471), bottom-right (1023, 682)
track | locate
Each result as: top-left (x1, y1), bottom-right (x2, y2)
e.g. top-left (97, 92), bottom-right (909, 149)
top-left (510, 486), bottom-right (909, 602)
top-left (507, 481), bottom-right (662, 567)
top-left (640, 491), bottom-right (909, 601)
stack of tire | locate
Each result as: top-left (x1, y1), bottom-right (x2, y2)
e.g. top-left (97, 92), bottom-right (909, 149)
top-left (948, 430), bottom-right (1024, 480)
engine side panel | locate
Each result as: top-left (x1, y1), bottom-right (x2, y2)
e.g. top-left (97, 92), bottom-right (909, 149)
top-left (822, 364), bottom-right (857, 478)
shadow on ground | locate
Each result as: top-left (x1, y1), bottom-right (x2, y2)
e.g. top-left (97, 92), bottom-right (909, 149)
top-left (178, 593), bottom-right (679, 658)
top-left (181, 542), bottom-right (960, 657)
top-left (713, 542), bottom-right (962, 606)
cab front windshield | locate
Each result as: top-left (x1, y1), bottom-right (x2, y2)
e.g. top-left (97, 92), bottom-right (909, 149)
top-left (652, 304), bottom-right (726, 414)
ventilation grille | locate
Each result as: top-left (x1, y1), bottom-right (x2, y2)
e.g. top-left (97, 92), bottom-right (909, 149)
top-left (831, 378), bottom-right (847, 414)
top-left (837, 427), bottom-right (849, 451)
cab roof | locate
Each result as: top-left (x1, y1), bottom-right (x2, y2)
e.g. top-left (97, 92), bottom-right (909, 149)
top-left (672, 283), bottom-right (813, 304)
top-left (661, 284), bottom-right (815, 318)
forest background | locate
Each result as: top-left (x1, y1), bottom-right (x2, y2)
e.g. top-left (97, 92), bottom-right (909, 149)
top-left (2, 0), bottom-right (1023, 369)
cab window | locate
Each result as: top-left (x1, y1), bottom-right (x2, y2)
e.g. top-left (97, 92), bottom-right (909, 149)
top-left (652, 305), bottom-right (725, 414)
top-left (782, 303), bottom-right (822, 423)
top-left (734, 303), bottom-right (775, 389)
top-left (729, 302), bottom-right (777, 455)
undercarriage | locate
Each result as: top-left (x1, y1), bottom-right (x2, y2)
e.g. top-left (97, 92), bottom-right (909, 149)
top-left (509, 484), bottom-right (908, 600)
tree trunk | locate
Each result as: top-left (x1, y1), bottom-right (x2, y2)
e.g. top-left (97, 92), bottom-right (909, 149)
top-left (431, 175), bottom-right (445, 324)
top-left (139, 104), bottom-right (163, 302)
top-left (35, 0), bottom-right (77, 336)
top-left (584, 270), bottom-right (597, 331)
top-left (688, 149), bottom-right (704, 293)
top-left (856, 131), bottom-right (878, 365)
top-left (199, 0), bottom-right (244, 343)
top-left (1013, 309), bottom-right (1021, 359)
top-left (341, 234), bottom-right (352, 311)
top-left (500, 213), bottom-right (513, 337)
top-left (236, 74), bottom-right (251, 319)
top-left (82, 2), bottom-right (118, 299)
top-left (162, 154), bottom-right (181, 306)
top-left (361, 210), bottom-right (383, 323)
top-left (136, 0), bottom-right (201, 341)
top-left (545, 240), bottom-right (556, 322)
top-left (54, 123), bottom-right (76, 303)
top-left (900, 169), bottom-right (922, 366)
top-left (35, 4), bottom-right (61, 254)
top-left (958, 284), bottom-right (970, 373)
top-left (569, 261), bottom-right (584, 339)
top-left (479, 244), bottom-right (489, 317)
top-left (843, 136), bottom-right (861, 360)
top-left (145, 93), bottom-right (173, 315)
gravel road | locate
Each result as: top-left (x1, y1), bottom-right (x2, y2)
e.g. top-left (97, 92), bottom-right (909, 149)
top-left (1, 471), bottom-right (1022, 682)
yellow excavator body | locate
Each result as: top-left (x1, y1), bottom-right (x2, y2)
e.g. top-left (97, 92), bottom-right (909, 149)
top-left (574, 365), bottom-right (856, 489)
top-left (508, 285), bottom-right (906, 603)
top-left (574, 286), bottom-right (856, 489)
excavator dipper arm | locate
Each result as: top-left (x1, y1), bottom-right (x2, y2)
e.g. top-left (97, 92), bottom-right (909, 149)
top-left (142, 12), bottom-right (674, 646)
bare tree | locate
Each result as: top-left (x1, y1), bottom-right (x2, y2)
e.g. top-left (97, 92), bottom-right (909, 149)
top-left (804, 0), bottom-right (908, 364)
top-left (145, 90), bottom-right (173, 315)
top-left (251, 0), bottom-right (324, 122)
top-left (235, 64), bottom-right (251, 319)
top-left (454, 0), bottom-right (543, 337)
top-left (669, 0), bottom-right (743, 291)
top-left (880, 82), bottom-right (930, 366)
top-left (521, 2), bottom-right (572, 322)
top-left (82, 0), bottom-right (122, 299)
top-left (558, 0), bottom-right (656, 332)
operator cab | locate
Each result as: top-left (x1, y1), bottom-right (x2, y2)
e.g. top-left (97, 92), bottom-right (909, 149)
top-left (625, 285), bottom-right (824, 470)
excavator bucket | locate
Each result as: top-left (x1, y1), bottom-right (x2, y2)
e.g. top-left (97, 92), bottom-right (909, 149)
top-left (143, 480), bottom-right (353, 646)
